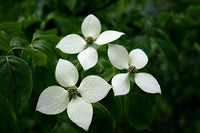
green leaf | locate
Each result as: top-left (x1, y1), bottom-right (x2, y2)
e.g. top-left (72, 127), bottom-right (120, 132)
top-left (0, 22), bottom-right (21, 52)
top-left (32, 31), bottom-right (61, 49)
top-left (0, 56), bottom-right (32, 113)
top-left (35, 112), bottom-right (56, 132)
top-left (0, 22), bottom-right (21, 38)
top-left (65, 0), bottom-right (77, 11)
top-left (10, 37), bottom-right (48, 66)
top-left (0, 30), bottom-right (10, 52)
top-left (89, 103), bottom-right (115, 133)
top-left (132, 36), bottom-right (152, 56)
top-left (153, 29), bottom-right (178, 68)
top-left (22, 48), bottom-right (48, 66)
top-left (124, 94), bottom-right (153, 130)
top-left (33, 29), bottom-right (58, 39)
top-left (33, 40), bottom-right (57, 68)
top-left (32, 40), bottom-right (58, 94)
top-left (158, 12), bottom-right (171, 27)
top-left (0, 95), bottom-right (19, 133)
top-left (10, 37), bottom-right (29, 48)
top-left (100, 92), bottom-right (122, 121)
top-left (153, 38), bottom-right (178, 68)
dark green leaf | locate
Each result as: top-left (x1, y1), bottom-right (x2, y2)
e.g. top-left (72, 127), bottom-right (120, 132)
top-left (101, 92), bottom-right (122, 121)
top-left (124, 94), bottom-right (153, 130)
top-left (65, 0), bottom-right (77, 11)
top-left (158, 12), bottom-right (171, 27)
top-left (32, 34), bottom-right (61, 49)
top-left (0, 22), bottom-right (21, 38)
top-left (0, 30), bottom-right (10, 52)
top-left (33, 40), bottom-right (57, 68)
top-left (0, 56), bottom-right (32, 113)
top-left (32, 40), bottom-right (58, 94)
top-left (22, 48), bottom-right (48, 66)
top-left (153, 38), bottom-right (178, 68)
top-left (0, 95), bottom-right (19, 133)
top-left (33, 29), bottom-right (58, 39)
top-left (132, 36), bottom-right (152, 56)
top-left (10, 37), bottom-right (29, 48)
top-left (89, 102), bottom-right (115, 133)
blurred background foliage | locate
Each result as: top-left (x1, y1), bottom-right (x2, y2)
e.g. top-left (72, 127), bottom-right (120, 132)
top-left (0, 0), bottom-right (200, 133)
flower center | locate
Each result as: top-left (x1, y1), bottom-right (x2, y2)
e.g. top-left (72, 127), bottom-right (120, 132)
top-left (128, 65), bottom-right (136, 73)
top-left (86, 36), bottom-right (94, 45)
top-left (67, 86), bottom-right (78, 96)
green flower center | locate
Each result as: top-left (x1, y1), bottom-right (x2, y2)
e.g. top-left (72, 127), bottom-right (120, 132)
top-left (86, 36), bottom-right (94, 45)
top-left (128, 65), bottom-right (136, 73)
top-left (67, 86), bottom-right (78, 96)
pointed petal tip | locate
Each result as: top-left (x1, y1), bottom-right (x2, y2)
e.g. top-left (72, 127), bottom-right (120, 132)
top-left (135, 73), bottom-right (161, 94)
top-left (67, 97), bottom-right (93, 131)
top-left (95, 30), bottom-right (125, 45)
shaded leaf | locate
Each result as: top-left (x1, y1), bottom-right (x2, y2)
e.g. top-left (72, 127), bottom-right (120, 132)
top-left (132, 36), bottom-right (152, 56)
top-left (89, 102), bottom-right (115, 133)
top-left (100, 91), bottom-right (122, 121)
top-left (124, 93), bottom-right (153, 130)
top-left (0, 22), bottom-right (21, 38)
top-left (0, 95), bottom-right (19, 133)
top-left (0, 56), bottom-right (32, 113)
top-left (10, 37), bottom-right (29, 48)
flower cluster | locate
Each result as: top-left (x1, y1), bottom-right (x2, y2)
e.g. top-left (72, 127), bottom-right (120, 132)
top-left (36, 14), bottom-right (161, 131)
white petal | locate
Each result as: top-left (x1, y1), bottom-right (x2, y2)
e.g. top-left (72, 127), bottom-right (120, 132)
top-left (111, 73), bottom-right (130, 96)
top-left (108, 44), bottom-right (129, 70)
top-left (78, 75), bottom-right (112, 103)
top-left (56, 34), bottom-right (86, 54)
top-left (77, 46), bottom-right (98, 71)
top-left (81, 14), bottom-right (101, 39)
top-left (129, 49), bottom-right (148, 69)
top-left (135, 73), bottom-right (161, 94)
top-left (95, 30), bottom-right (125, 45)
top-left (67, 96), bottom-right (93, 131)
top-left (36, 86), bottom-right (69, 115)
top-left (55, 59), bottom-right (79, 87)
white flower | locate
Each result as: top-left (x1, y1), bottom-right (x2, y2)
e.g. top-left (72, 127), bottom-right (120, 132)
top-left (56, 14), bottom-right (124, 71)
top-left (36, 59), bottom-right (112, 131)
top-left (108, 44), bottom-right (161, 96)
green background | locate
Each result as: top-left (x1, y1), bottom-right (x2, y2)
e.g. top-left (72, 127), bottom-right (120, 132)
top-left (0, 0), bottom-right (200, 133)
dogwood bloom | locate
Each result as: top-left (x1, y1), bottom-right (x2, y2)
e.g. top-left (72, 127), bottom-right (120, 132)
top-left (108, 44), bottom-right (161, 96)
top-left (56, 14), bottom-right (124, 70)
top-left (36, 59), bottom-right (112, 130)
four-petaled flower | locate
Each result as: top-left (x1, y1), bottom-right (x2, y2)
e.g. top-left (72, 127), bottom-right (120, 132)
top-left (36, 59), bottom-right (112, 131)
top-left (108, 44), bottom-right (161, 96)
top-left (56, 14), bottom-right (124, 71)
